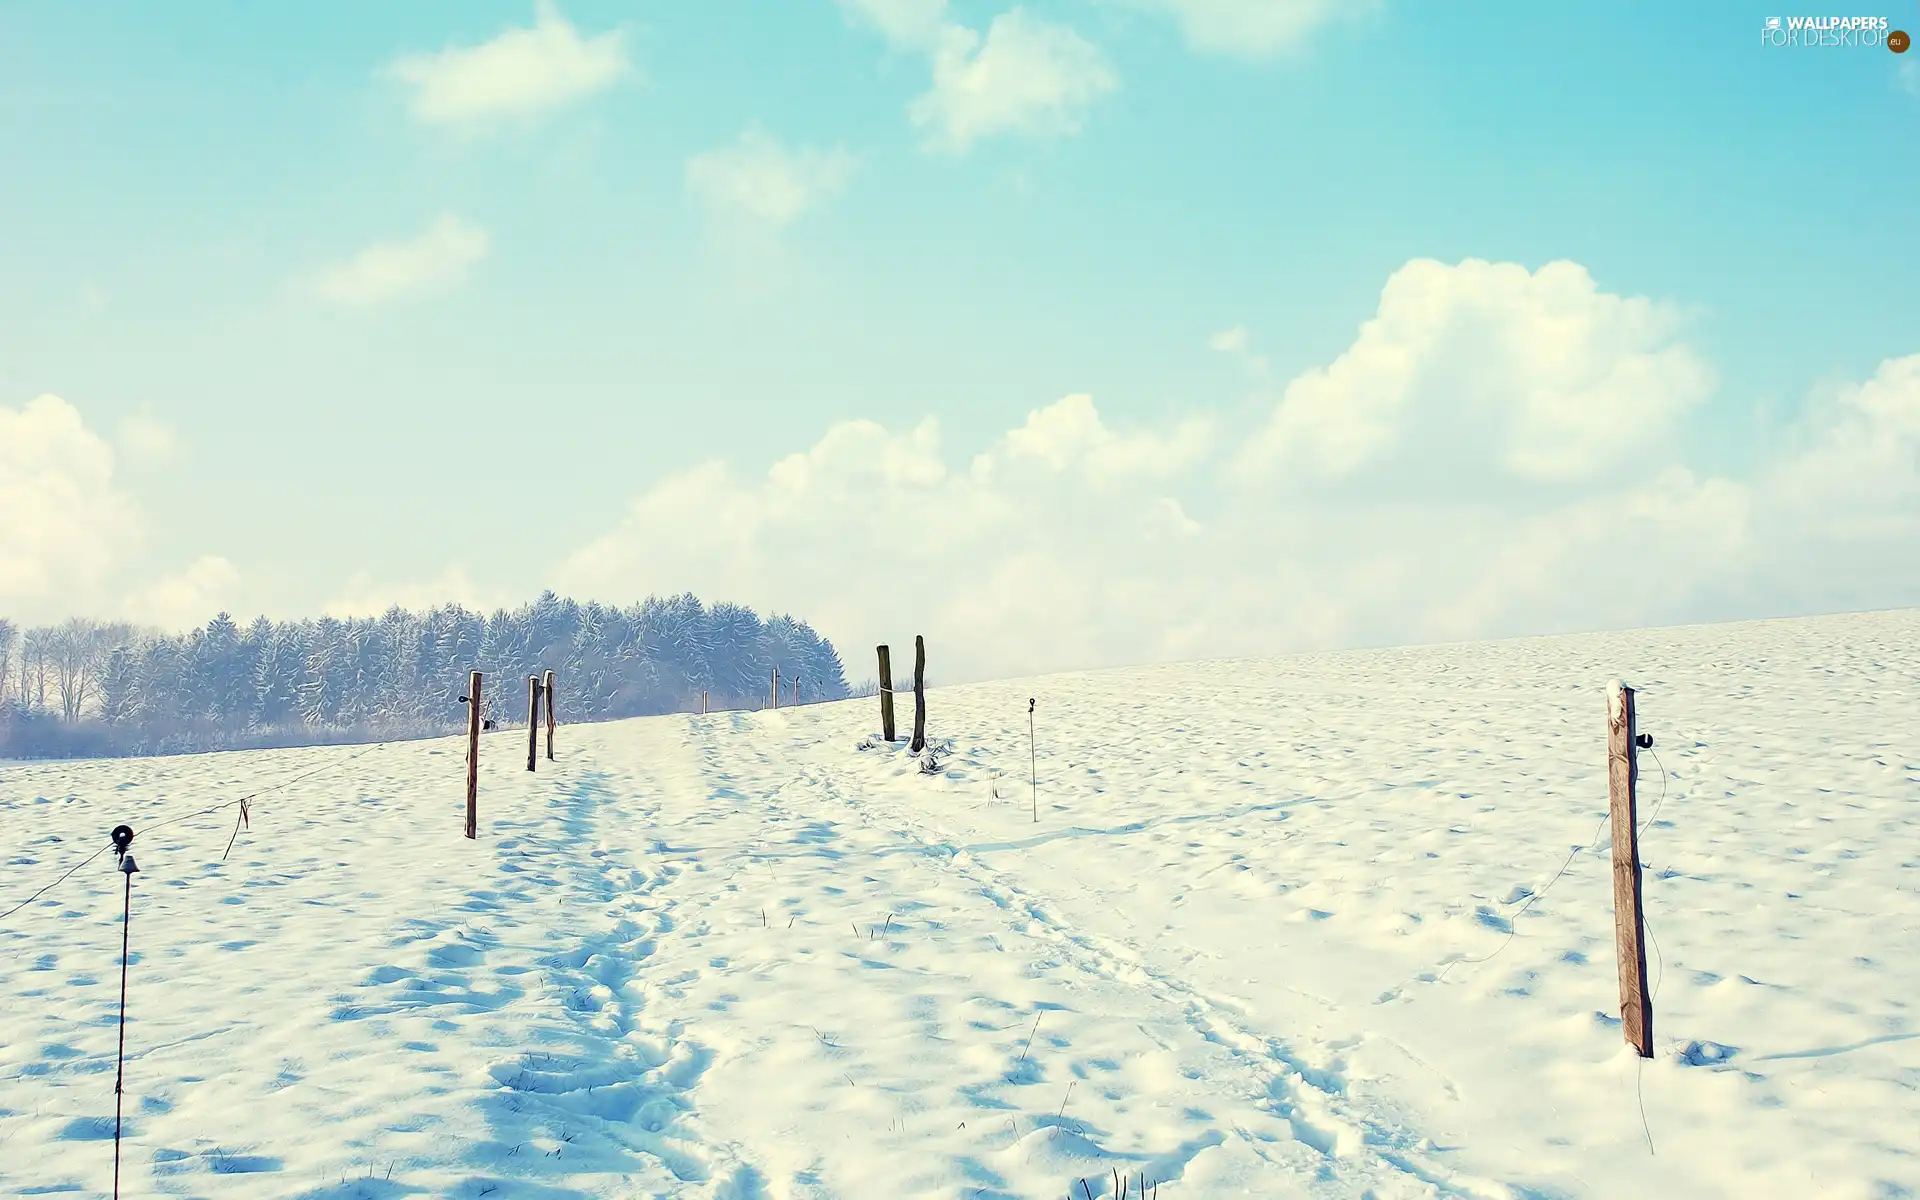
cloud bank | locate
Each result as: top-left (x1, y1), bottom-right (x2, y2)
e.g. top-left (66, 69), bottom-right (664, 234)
top-left (556, 258), bottom-right (1919, 683)
top-left (0, 396), bottom-right (239, 630)
top-left (14, 259), bottom-right (1915, 675)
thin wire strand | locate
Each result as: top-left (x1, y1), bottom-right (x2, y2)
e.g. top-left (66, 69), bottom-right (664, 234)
top-left (1635, 745), bottom-right (1663, 1158)
top-left (1636, 1055), bottom-right (1655, 1155)
top-left (1435, 808), bottom-right (1613, 980)
top-left (0, 739), bottom-right (389, 926)
top-left (0, 843), bottom-right (113, 923)
top-left (1433, 730), bottom-right (1682, 985)
top-left (140, 740), bottom-right (388, 838)
top-left (1638, 746), bottom-right (1671, 837)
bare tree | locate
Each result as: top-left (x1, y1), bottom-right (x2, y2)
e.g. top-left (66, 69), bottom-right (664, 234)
top-left (19, 627), bottom-right (49, 712)
top-left (0, 618), bottom-right (16, 710)
top-left (50, 618), bottom-right (111, 723)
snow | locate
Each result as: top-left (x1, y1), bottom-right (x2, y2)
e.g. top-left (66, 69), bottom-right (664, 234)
top-left (3, 608), bottom-right (1918, 1198)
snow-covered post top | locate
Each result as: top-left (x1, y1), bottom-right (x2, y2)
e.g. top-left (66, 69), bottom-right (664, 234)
top-left (1607, 678), bottom-right (1627, 725)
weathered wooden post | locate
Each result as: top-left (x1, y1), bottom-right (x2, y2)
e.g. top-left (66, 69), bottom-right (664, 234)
top-left (793, 675), bottom-right (800, 707)
top-left (543, 669), bottom-right (556, 761)
top-left (1608, 679), bottom-right (1653, 1058)
top-left (464, 670), bottom-right (482, 839)
top-left (910, 635), bottom-right (927, 753)
top-left (701, 689), bottom-right (709, 716)
top-left (526, 675), bottom-right (541, 772)
top-left (877, 645), bottom-right (896, 742)
top-left (771, 667), bottom-right (779, 710)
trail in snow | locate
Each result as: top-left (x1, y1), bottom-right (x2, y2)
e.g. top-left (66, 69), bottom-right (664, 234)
top-left (2, 608), bottom-right (1917, 1198)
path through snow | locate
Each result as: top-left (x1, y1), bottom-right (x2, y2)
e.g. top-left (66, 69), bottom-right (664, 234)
top-left (3, 609), bottom-right (1917, 1197)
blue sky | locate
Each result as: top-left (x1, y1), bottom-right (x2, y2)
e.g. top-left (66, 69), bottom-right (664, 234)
top-left (3, 1), bottom-right (1917, 680)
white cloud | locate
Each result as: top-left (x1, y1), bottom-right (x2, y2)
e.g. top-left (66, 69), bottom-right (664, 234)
top-left (387, 1), bottom-right (629, 128)
top-left (1207, 325), bottom-right (1249, 354)
top-left (311, 215), bottom-right (490, 307)
top-left (120, 556), bottom-right (242, 632)
top-left (0, 395), bottom-right (136, 621)
top-left (1124, 0), bottom-right (1369, 58)
top-left (551, 259), bottom-right (1919, 684)
top-left (1768, 355), bottom-right (1920, 515)
top-left (1420, 468), bottom-right (1753, 642)
top-left (993, 393), bottom-right (1213, 485)
top-left (0, 397), bottom-right (238, 631)
top-left (686, 129), bottom-right (856, 231)
top-left (557, 399), bottom-right (1214, 681)
top-left (844, 2), bottom-right (1118, 151)
top-left (117, 409), bottom-right (178, 466)
top-left (838, 0), bottom-right (951, 51)
top-left (1208, 323), bottom-right (1269, 375)
top-left (324, 566), bottom-right (503, 619)
top-left (914, 11), bottom-right (1118, 151)
top-left (1737, 354), bottom-right (1920, 608)
top-left (1238, 258), bottom-right (1714, 484)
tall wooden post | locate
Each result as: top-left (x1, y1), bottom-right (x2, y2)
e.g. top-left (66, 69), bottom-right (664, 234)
top-left (543, 669), bottom-right (556, 761)
top-left (910, 635), bottom-right (927, 754)
top-left (526, 675), bottom-right (541, 773)
top-left (701, 689), bottom-right (709, 716)
top-left (771, 667), bottom-right (779, 711)
top-left (793, 676), bottom-right (799, 707)
top-left (464, 670), bottom-right (482, 840)
top-left (1608, 679), bottom-right (1652, 1058)
top-left (877, 645), bottom-right (896, 742)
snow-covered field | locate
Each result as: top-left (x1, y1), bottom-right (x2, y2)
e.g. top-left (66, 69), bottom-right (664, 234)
top-left (3, 609), bottom-right (1917, 1199)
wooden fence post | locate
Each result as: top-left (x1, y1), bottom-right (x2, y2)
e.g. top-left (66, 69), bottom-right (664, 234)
top-left (543, 669), bottom-right (556, 761)
top-left (526, 675), bottom-right (541, 773)
top-left (910, 635), bottom-right (927, 754)
top-left (465, 670), bottom-right (482, 840)
top-left (793, 676), bottom-right (799, 707)
top-left (1608, 679), bottom-right (1652, 1058)
top-left (771, 667), bottom-right (779, 711)
top-left (877, 645), bottom-right (895, 742)
top-left (701, 689), bottom-right (709, 716)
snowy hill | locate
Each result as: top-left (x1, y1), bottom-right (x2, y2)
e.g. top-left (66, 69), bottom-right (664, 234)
top-left (3, 608), bottom-right (1917, 1198)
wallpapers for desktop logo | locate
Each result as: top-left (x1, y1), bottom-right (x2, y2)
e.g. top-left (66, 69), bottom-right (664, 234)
top-left (1760, 14), bottom-right (1906, 48)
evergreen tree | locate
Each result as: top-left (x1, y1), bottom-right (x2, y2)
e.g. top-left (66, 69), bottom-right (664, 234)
top-left (0, 591), bottom-right (849, 758)
top-left (254, 622), bottom-right (307, 728)
top-left (98, 645), bottom-right (139, 726)
top-left (298, 618), bottom-right (346, 727)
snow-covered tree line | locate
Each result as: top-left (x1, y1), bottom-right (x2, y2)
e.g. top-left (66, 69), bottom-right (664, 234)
top-left (0, 592), bottom-right (848, 759)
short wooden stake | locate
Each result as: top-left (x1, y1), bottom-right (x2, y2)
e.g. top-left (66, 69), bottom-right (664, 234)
top-left (910, 635), bottom-right (927, 754)
top-left (1608, 679), bottom-right (1652, 1058)
top-left (877, 645), bottom-right (896, 742)
top-left (543, 669), bottom-right (556, 761)
top-left (792, 676), bottom-right (799, 707)
top-left (701, 689), bottom-right (709, 716)
top-left (526, 675), bottom-right (541, 772)
top-left (464, 670), bottom-right (482, 839)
